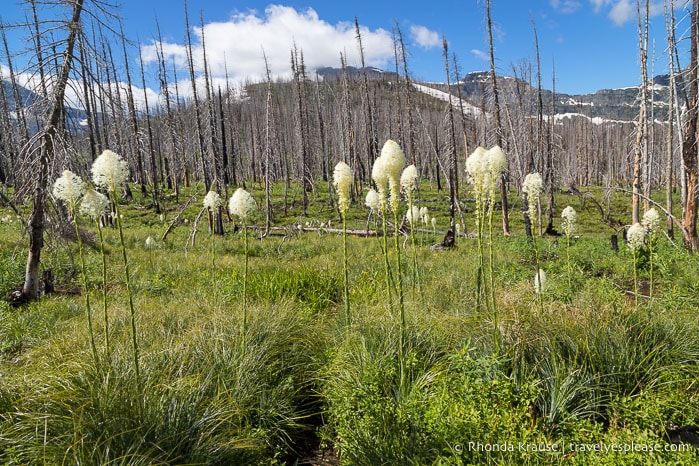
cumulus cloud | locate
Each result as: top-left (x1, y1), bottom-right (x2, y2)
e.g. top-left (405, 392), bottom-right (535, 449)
top-left (410, 25), bottom-right (440, 49)
top-left (141, 5), bottom-right (395, 97)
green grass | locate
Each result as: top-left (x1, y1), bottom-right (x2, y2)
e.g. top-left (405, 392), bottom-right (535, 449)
top-left (1, 182), bottom-right (698, 464)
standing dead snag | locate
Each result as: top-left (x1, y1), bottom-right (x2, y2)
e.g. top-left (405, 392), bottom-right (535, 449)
top-left (486, 0), bottom-right (511, 236)
top-left (682, 0), bottom-right (699, 251)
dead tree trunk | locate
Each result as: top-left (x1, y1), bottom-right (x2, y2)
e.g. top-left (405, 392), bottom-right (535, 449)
top-left (356, 18), bottom-right (378, 174)
top-left (184, 0), bottom-right (210, 190)
top-left (486, 0), bottom-right (511, 235)
top-left (632, 0), bottom-right (650, 224)
top-left (681, 0), bottom-right (699, 251)
top-left (23, 0), bottom-right (85, 300)
top-left (665, 0), bottom-right (677, 238)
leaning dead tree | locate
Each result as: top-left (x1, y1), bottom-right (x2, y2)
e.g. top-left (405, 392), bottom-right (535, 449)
top-left (22, 0), bottom-right (86, 300)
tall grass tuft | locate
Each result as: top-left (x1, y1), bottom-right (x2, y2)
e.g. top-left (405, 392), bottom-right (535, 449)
top-left (0, 301), bottom-right (322, 464)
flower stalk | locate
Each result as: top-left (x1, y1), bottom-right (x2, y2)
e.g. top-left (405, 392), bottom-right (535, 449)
top-left (333, 161), bottom-right (353, 326)
top-left (229, 188), bottom-right (256, 352)
top-left (91, 150), bottom-right (141, 405)
top-left (53, 170), bottom-right (100, 373)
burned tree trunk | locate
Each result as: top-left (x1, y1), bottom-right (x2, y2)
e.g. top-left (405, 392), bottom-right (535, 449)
top-left (681, 0), bottom-right (699, 251)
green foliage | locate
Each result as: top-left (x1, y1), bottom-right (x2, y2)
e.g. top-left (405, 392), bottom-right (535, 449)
top-left (245, 265), bottom-right (340, 314)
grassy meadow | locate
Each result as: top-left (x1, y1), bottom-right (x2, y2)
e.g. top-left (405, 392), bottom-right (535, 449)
top-left (1, 180), bottom-right (699, 465)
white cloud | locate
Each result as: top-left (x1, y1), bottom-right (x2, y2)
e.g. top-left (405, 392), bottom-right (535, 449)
top-left (608, 0), bottom-right (635, 25)
top-left (141, 5), bottom-right (395, 97)
top-left (588, 0), bottom-right (666, 26)
top-left (550, 0), bottom-right (582, 14)
top-left (471, 49), bottom-right (490, 61)
top-left (410, 25), bottom-right (440, 49)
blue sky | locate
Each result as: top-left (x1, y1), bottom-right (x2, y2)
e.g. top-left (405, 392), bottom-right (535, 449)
top-left (1, 0), bottom-right (693, 98)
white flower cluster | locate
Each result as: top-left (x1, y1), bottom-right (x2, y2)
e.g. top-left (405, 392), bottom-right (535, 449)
top-left (400, 164), bottom-right (418, 193)
top-left (53, 151), bottom-right (126, 223)
top-left (642, 208), bottom-right (661, 237)
top-left (627, 223), bottom-right (646, 251)
top-left (79, 189), bottom-right (109, 221)
top-left (372, 140), bottom-right (406, 212)
top-left (365, 189), bottom-right (380, 212)
top-left (333, 161), bottom-right (353, 215)
top-left (466, 145), bottom-right (507, 197)
top-left (522, 173), bottom-right (543, 222)
top-left (229, 188), bottom-right (256, 221)
top-left (203, 190), bottom-right (222, 212)
top-left (561, 206), bottom-right (577, 238)
top-left (405, 205), bottom-right (421, 226)
top-left (52, 170), bottom-right (85, 209)
top-left (92, 149), bottom-right (129, 192)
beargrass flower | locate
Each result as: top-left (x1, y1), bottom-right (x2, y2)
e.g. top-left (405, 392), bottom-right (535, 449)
top-left (642, 208), bottom-right (661, 236)
top-left (333, 161), bottom-right (353, 215)
top-left (381, 140), bottom-right (406, 211)
top-left (145, 236), bottom-right (155, 249)
top-left (400, 164), bottom-right (418, 192)
top-left (431, 217), bottom-right (437, 233)
top-left (561, 205), bottom-right (577, 289)
top-left (627, 223), bottom-right (646, 251)
top-left (92, 149), bottom-right (129, 192)
top-left (641, 208), bottom-right (661, 298)
top-left (561, 206), bottom-right (577, 238)
top-left (406, 206), bottom-right (420, 226)
top-left (365, 189), bottom-right (380, 212)
top-left (229, 188), bottom-right (256, 220)
top-left (92, 151), bottom-right (142, 399)
top-left (382, 140), bottom-right (406, 183)
top-left (79, 189), bottom-right (109, 221)
top-left (203, 190), bottom-right (222, 212)
top-left (486, 145), bottom-right (507, 179)
top-left (522, 172), bottom-right (543, 223)
top-left (466, 146), bottom-right (488, 193)
top-left (333, 161), bottom-right (354, 326)
top-left (371, 157), bottom-right (388, 209)
top-left (53, 170), bottom-right (85, 210)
